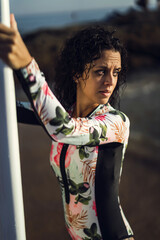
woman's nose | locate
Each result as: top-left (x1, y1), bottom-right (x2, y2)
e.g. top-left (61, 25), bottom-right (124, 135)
top-left (103, 73), bottom-right (114, 85)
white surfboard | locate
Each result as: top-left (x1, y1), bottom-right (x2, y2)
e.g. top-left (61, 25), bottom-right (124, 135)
top-left (0, 0), bottom-right (26, 239)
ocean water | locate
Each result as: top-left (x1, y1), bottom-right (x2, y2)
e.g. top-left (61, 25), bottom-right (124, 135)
top-left (16, 7), bottom-right (128, 34)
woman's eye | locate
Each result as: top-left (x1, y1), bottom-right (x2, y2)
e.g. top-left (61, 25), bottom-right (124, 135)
top-left (95, 70), bottom-right (105, 76)
top-left (113, 71), bottom-right (119, 77)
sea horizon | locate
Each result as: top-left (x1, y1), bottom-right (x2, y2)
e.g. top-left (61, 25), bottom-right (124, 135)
top-left (16, 7), bottom-right (129, 34)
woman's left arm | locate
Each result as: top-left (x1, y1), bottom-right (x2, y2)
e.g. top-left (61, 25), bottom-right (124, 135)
top-left (16, 101), bottom-right (40, 125)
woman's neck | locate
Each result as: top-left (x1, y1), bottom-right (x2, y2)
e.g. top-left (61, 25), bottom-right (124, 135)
top-left (72, 84), bottom-right (99, 118)
top-left (73, 97), bottom-right (99, 118)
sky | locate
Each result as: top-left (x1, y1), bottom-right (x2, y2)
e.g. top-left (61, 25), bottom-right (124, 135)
top-left (9, 0), bottom-right (156, 16)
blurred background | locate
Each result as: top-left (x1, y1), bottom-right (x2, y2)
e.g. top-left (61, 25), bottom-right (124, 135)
top-left (11, 0), bottom-right (160, 239)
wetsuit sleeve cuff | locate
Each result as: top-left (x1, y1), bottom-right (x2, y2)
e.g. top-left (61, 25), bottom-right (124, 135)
top-left (14, 58), bottom-right (44, 86)
top-left (18, 58), bottom-right (39, 78)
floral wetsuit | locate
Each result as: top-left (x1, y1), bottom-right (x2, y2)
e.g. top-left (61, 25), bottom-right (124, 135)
top-left (16, 59), bottom-right (134, 240)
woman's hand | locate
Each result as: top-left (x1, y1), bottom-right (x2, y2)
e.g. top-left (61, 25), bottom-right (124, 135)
top-left (0, 14), bottom-right (32, 69)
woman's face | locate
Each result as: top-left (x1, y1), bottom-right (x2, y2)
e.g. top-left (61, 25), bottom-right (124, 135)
top-left (77, 50), bottom-right (121, 108)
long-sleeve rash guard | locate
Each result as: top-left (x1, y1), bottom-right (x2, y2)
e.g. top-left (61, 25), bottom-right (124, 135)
top-left (16, 58), bottom-right (134, 240)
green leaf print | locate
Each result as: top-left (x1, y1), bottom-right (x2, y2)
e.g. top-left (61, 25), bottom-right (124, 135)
top-left (50, 118), bottom-right (63, 126)
top-left (91, 128), bottom-right (99, 140)
top-left (54, 125), bottom-right (74, 135)
top-left (99, 123), bottom-right (108, 142)
top-left (69, 179), bottom-right (78, 195)
top-left (69, 179), bottom-right (77, 188)
top-left (83, 223), bottom-right (101, 240)
top-left (79, 147), bottom-right (85, 160)
top-left (86, 128), bottom-right (100, 146)
top-left (78, 146), bottom-right (90, 160)
top-left (91, 223), bottom-right (97, 235)
top-left (56, 106), bottom-right (65, 118)
top-left (78, 182), bottom-right (90, 194)
top-left (54, 126), bottom-right (63, 135)
top-left (57, 107), bottom-right (70, 124)
top-left (50, 106), bottom-right (71, 126)
top-left (68, 179), bottom-right (91, 205)
top-left (83, 228), bottom-right (92, 237)
top-left (75, 195), bottom-right (91, 205)
top-left (109, 110), bottom-right (126, 122)
top-left (64, 114), bottom-right (70, 124)
top-left (69, 188), bottom-right (77, 195)
top-left (50, 106), bottom-right (74, 135)
top-left (69, 180), bottom-right (90, 194)
top-left (31, 87), bottom-right (41, 100)
top-left (100, 124), bottom-right (107, 138)
top-left (61, 125), bottom-right (74, 135)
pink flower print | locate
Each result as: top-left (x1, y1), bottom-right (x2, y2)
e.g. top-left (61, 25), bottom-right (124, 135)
top-left (67, 226), bottom-right (83, 240)
top-left (92, 201), bottom-right (97, 216)
top-left (50, 143), bottom-right (54, 162)
top-left (69, 195), bottom-right (83, 215)
top-left (74, 118), bottom-right (90, 134)
top-left (65, 145), bottom-right (76, 168)
top-left (89, 126), bottom-right (94, 134)
top-left (94, 146), bottom-right (98, 154)
top-left (42, 82), bottom-right (54, 99)
top-left (28, 74), bottom-right (35, 82)
top-left (54, 143), bottom-right (64, 166)
top-left (83, 183), bottom-right (90, 189)
top-left (95, 105), bottom-right (109, 115)
top-left (54, 144), bottom-right (76, 168)
top-left (95, 115), bottom-right (106, 121)
top-left (51, 134), bottom-right (58, 141)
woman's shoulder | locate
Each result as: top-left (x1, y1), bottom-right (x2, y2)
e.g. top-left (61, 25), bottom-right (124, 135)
top-left (94, 103), bottom-right (129, 123)
top-left (91, 104), bottom-right (130, 144)
top-left (108, 104), bottom-right (130, 124)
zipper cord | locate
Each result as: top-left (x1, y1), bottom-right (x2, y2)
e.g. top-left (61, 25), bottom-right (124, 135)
top-left (60, 144), bottom-right (70, 204)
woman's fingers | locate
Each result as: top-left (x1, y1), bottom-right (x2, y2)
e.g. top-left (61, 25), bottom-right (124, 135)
top-left (0, 15), bottom-right (32, 69)
top-left (0, 23), bottom-right (15, 35)
top-left (0, 14), bottom-right (18, 33)
top-left (0, 32), bottom-right (15, 44)
top-left (10, 14), bottom-right (18, 31)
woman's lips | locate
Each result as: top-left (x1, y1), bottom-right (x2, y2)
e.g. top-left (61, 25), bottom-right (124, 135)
top-left (99, 90), bottom-right (111, 96)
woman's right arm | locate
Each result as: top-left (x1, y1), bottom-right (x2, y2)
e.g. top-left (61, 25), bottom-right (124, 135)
top-left (15, 58), bottom-right (130, 147)
top-left (0, 14), bottom-right (32, 69)
top-left (0, 15), bottom-right (130, 147)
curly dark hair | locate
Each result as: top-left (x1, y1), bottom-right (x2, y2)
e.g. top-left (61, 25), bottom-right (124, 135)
top-left (54, 25), bottom-right (127, 110)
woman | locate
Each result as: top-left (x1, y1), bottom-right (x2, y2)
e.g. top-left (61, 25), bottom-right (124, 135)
top-left (0, 14), bottom-right (134, 240)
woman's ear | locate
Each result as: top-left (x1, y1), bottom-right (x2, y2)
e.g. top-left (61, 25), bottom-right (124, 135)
top-left (73, 75), bottom-right (79, 84)
top-left (73, 73), bottom-right (82, 84)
